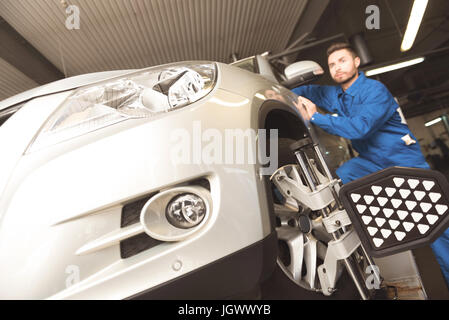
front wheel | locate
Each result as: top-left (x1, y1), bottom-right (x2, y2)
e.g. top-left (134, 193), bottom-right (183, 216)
top-left (270, 138), bottom-right (331, 292)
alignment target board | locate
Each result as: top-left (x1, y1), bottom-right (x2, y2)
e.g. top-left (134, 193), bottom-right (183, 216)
top-left (340, 167), bottom-right (449, 258)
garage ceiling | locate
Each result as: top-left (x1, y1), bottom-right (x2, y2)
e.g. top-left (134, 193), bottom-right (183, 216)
top-left (0, 0), bottom-right (309, 102)
top-left (1, 0), bottom-right (447, 119)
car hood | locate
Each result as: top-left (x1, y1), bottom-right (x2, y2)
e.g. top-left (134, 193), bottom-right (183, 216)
top-left (0, 69), bottom-right (137, 111)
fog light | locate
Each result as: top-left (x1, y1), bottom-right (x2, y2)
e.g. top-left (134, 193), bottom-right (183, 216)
top-left (140, 186), bottom-right (211, 241)
top-left (166, 193), bottom-right (206, 229)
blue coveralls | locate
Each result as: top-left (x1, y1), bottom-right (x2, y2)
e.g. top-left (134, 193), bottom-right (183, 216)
top-left (293, 72), bottom-right (449, 286)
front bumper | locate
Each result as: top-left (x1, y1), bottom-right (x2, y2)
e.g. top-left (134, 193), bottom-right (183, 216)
top-left (0, 64), bottom-right (280, 299)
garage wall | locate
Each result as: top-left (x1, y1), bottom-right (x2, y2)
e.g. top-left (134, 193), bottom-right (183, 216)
top-left (407, 108), bottom-right (449, 158)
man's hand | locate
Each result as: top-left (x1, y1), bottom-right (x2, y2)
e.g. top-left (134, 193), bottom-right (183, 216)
top-left (296, 96), bottom-right (317, 121)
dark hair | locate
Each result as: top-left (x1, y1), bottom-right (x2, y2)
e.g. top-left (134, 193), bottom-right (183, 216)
top-left (326, 42), bottom-right (358, 58)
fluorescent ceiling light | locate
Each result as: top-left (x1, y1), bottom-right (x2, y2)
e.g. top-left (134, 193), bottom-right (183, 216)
top-left (401, 0), bottom-right (429, 52)
top-left (365, 57), bottom-right (425, 76)
top-left (425, 117), bottom-right (442, 127)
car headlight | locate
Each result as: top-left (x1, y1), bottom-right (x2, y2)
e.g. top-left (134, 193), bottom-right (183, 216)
top-left (27, 62), bottom-right (217, 153)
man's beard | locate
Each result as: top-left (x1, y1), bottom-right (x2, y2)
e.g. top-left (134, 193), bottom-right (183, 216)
top-left (334, 70), bottom-right (357, 85)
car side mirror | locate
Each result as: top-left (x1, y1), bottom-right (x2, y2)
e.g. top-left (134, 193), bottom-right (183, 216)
top-left (281, 61), bottom-right (324, 89)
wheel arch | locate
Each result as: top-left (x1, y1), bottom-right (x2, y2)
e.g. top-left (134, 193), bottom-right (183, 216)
top-left (256, 100), bottom-right (310, 232)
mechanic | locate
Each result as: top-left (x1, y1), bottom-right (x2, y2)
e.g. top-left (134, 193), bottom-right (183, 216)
top-left (292, 42), bottom-right (449, 287)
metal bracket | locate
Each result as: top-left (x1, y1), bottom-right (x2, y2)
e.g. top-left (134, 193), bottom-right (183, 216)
top-left (271, 165), bottom-right (336, 211)
top-left (322, 209), bottom-right (352, 234)
top-left (317, 229), bottom-right (362, 296)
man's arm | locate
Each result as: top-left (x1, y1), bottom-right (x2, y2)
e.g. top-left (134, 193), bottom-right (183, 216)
top-left (310, 84), bottom-right (398, 140)
top-left (292, 85), bottom-right (335, 113)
